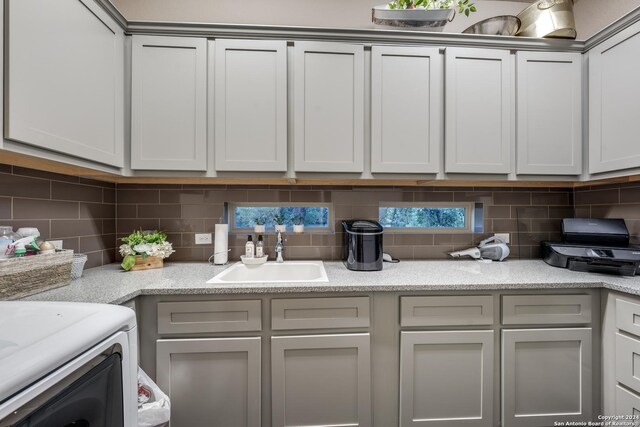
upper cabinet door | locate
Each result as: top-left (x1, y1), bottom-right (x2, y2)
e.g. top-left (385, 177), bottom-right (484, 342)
top-left (131, 36), bottom-right (207, 171)
top-left (445, 48), bottom-right (512, 174)
top-left (213, 39), bottom-right (287, 172)
top-left (589, 22), bottom-right (640, 174)
top-left (516, 52), bottom-right (582, 175)
top-left (5, 0), bottom-right (124, 168)
top-left (371, 46), bottom-right (442, 174)
top-left (294, 42), bottom-right (365, 173)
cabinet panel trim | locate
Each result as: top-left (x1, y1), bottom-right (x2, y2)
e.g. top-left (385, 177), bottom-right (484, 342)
top-left (157, 300), bottom-right (262, 334)
top-left (502, 294), bottom-right (592, 325)
top-left (272, 297), bottom-right (370, 330)
top-left (401, 295), bottom-right (493, 327)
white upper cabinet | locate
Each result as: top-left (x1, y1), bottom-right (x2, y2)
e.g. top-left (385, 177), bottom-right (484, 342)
top-left (445, 48), bottom-right (512, 174)
top-left (371, 46), bottom-right (442, 174)
top-left (5, 0), bottom-right (124, 168)
top-left (293, 42), bottom-right (365, 173)
top-left (131, 35), bottom-right (207, 171)
top-left (516, 52), bottom-right (582, 175)
top-left (213, 39), bottom-right (287, 172)
top-left (589, 21), bottom-right (640, 174)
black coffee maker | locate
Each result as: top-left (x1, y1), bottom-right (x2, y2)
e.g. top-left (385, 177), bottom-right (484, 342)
top-left (342, 220), bottom-right (383, 271)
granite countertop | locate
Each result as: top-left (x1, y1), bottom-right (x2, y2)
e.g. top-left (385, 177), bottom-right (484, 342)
top-left (20, 260), bottom-right (640, 305)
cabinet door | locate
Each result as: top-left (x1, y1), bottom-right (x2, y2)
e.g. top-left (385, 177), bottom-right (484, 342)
top-left (131, 36), bottom-right (207, 171)
top-left (399, 330), bottom-right (494, 427)
top-left (445, 48), bottom-right (511, 174)
top-left (516, 52), bottom-right (582, 175)
top-left (271, 333), bottom-right (371, 427)
top-left (214, 39), bottom-right (287, 171)
top-left (371, 46), bottom-right (442, 174)
top-left (589, 22), bottom-right (640, 174)
top-left (156, 337), bottom-right (261, 427)
top-left (502, 328), bottom-right (592, 427)
top-left (294, 42), bottom-right (364, 172)
top-left (5, 0), bottom-right (124, 167)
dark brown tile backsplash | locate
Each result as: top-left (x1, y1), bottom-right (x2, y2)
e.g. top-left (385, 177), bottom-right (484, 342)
top-left (3, 162), bottom-right (639, 266)
top-left (0, 165), bottom-right (116, 268)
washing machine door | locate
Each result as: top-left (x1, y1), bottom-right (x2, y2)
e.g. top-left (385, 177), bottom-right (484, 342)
top-left (3, 351), bottom-right (124, 427)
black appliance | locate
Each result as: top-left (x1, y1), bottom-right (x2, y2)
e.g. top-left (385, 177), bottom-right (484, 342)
top-left (542, 218), bottom-right (640, 276)
top-left (342, 220), bottom-right (383, 271)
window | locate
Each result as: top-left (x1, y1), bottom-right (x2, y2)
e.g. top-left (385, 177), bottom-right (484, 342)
top-left (230, 203), bottom-right (333, 232)
top-left (379, 202), bottom-right (483, 233)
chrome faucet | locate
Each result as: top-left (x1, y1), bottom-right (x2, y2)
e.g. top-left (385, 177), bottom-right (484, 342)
top-left (275, 231), bottom-right (284, 263)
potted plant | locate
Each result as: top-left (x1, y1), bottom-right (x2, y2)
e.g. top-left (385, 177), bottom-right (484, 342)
top-left (119, 230), bottom-right (175, 271)
top-left (253, 215), bottom-right (266, 234)
top-left (273, 213), bottom-right (287, 233)
top-left (372, 0), bottom-right (476, 31)
top-left (292, 213), bottom-right (305, 234)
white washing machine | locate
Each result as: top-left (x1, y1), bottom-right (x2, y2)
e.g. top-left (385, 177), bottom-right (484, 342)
top-left (0, 301), bottom-right (138, 426)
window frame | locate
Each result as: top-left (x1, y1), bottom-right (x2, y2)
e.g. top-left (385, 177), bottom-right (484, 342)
top-left (229, 202), bottom-right (335, 234)
top-left (378, 202), bottom-right (479, 234)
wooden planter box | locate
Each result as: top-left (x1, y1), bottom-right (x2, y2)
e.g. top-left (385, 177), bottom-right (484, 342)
top-left (131, 255), bottom-right (164, 271)
top-left (0, 250), bottom-right (73, 300)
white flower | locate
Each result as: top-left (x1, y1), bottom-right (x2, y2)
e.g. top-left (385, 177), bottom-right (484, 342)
top-left (133, 243), bottom-right (153, 255)
top-left (119, 244), bottom-right (135, 257)
top-left (148, 242), bottom-right (175, 259)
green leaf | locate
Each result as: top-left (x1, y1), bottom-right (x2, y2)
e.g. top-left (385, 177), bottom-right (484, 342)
top-left (470, 5), bottom-right (476, 11)
top-left (465, 8), bottom-right (470, 16)
top-left (121, 255), bottom-right (136, 271)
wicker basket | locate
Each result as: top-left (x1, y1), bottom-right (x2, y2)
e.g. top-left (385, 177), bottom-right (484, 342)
top-left (71, 254), bottom-right (88, 280)
top-left (0, 250), bottom-right (73, 300)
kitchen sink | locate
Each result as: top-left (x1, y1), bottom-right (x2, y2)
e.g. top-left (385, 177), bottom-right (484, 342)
top-left (207, 260), bottom-right (329, 284)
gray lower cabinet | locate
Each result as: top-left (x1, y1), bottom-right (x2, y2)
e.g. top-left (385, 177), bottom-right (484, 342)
top-left (271, 333), bottom-right (371, 427)
top-left (131, 35), bottom-right (207, 171)
top-left (444, 48), bottom-right (512, 174)
top-left (5, 0), bottom-right (124, 168)
top-left (588, 19), bottom-right (640, 174)
top-left (502, 328), bottom-right (593, 427)
top-left (293, 42), bottom-right (365, 173)
top-left (399, 330), bottom-right (494, 427)
top-left (156, 337), bottom-right (261, 427)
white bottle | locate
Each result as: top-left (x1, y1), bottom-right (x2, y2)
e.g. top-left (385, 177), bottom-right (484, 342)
top-left (256, 235), bottom-right (264, 258)
top-left (245, 235), bottom-right (255, 258)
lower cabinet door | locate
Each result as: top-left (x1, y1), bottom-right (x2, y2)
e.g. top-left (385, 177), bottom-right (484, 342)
top-left (271, 333), bottom-right (371, 427)
top-left (502, 328), bottom-right (592, 427)
top-left (156, 337), bottom-right (261, 427)
top-left (399, 330), bottom-right (494, 427)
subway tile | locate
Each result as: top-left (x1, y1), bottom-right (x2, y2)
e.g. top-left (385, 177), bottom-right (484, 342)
top-left (290, 191), bottom-right (332, 203)
top-left (493, 192), bottom-right (531, 206)
top-left (433, 233), bottom-right (474, 245)
top-left (0, 197), bottom-right (11, 219)
top-left (52, 181), bottom-right (103, 202)
top-left (12, 166), bottom-right (78, 183)
top-left (574, 188), bottom-right (619, 206)
top-left (413, 245), bottom-right (453, 259)
top-left (203, 190), bottom-right (248, 203)
top-left (182, 233), bottom-right (214, 248)
top-left (117, 205), bottom-right (137, 219)
top-left (332, 191), bottom-right (379, 205)
top-left (621, 186), bottom-right (640, 204)
top-left (334, 205), bottom-right (353, 219)
top-left (531, 192), bottom-right (570, 206)
top-left (287, 246), bottom-right (334, 260)
top-left (160, 189), bottom-right (205, 204)
top-left (165, 233), bottom-right (182, 247)
top-left (512, 232), bottom-right (550, 246)
top-left (103, 188), bottom-right (116, 204)
top-left (492, 218), bottom-right (530, 233)
top-left (61, 237), bottom-right (80, 252)
top-left (530, 218), bottom-right (562, 233)
top-left (590, 204), bottom-right (640, 220)
top-left (414, 192), bottom-right (453, 202)
top-left (80, 203), bottom-right (116, 219)
top-left (548, 206), bottom-right (574, 219)
top-left (0, 174), bottom-right (50, 199)
top-left (117, 189), bottom-right (159, 204)
top-left (574, 206), bottom-right (591, 218)
top-left (13, 198), bottom-right (78, 220)
top-left (351, 205), bottom-right (378, 219)
top-left (454, 191), bottom-right (493, 203)
top-left (80, 234), bottom-right (117, 253)
top-left (182, 204), bottom-right (224, 219)
top-left (485, 206), bottom-right (511, 219)
top-left (170, 247), bottom-right (206, 262)
top-left (383, 246), bottom-right (414, 260)
top-left (311, 233), bottom-right (339, 247)
top-left (511, 206), bottom-right (548, 219)
top-left (247, 190), bottom-right (290, 202)
top-left (78, 178), bottom-right (115, 188)
top-left (2, 220), bottom-right (51, 239)
top-left (138, 204), bottom-right (182, 219)
top-left (103, 219), bottom-right (116, 234)
top-left (0, 164), bottom-right (12, 174)
top-left (52, 219), bottom-right (102, 238)
top-left (118, 183), bottom-right (182, 190)
top-left (393, 234), bottom-right (435, 246)
top-left (102, 249), bottom-right (116, 265)
top-left (116, 219), bottom-right (160, 234)
top-left (84, 252), bottom-right (104, 269)
top-left (159, 218), bottom-right (205, 233)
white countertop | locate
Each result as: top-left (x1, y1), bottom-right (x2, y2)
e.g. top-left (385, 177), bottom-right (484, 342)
top-left (20, 259), bottom-right (640, 305)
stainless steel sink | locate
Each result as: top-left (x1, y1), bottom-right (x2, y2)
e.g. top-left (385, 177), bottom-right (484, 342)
top-left (207, 261), bottom-right (329, 284)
